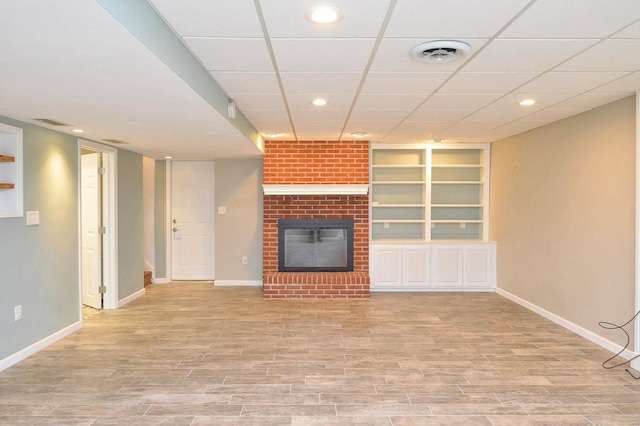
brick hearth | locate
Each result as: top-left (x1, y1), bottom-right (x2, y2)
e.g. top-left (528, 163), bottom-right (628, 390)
top-left (263, 140), bottom-right (370, 299)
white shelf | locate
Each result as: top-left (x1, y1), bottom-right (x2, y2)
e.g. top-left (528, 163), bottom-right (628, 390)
top-left (370, 144), bottom-right (489, 241)
top-left (0, 123), bottom-right (23, 218)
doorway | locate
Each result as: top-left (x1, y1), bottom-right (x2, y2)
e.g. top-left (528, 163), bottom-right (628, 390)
top-left (79, 140), bottom-right (118, 309)
top-left (168, 160), bottom-right (215, 280)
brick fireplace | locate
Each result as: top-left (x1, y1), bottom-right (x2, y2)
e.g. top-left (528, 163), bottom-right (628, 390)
top-left (262, 140), bottom-right (370, 299)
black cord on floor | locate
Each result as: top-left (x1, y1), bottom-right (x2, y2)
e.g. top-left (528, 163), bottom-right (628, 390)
top-left (599, 309), bottom-right (640, 379)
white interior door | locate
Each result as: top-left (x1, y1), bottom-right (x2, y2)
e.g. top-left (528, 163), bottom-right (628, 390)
top-left (81, 152), bottom-right (102, 309)
top-left (171, 161), bottom-right (215, 280)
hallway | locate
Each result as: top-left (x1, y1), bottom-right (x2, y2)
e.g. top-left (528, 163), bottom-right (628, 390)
top-left (1, 282), bottom-right (639, 425)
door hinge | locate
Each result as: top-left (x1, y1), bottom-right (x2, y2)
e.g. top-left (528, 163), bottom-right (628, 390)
top-left (98, 166), bottom-right (106, 175)
top-left (98, 226), bottom-right (106, 235)
top-left (99, 285), bottom-right (107, 294)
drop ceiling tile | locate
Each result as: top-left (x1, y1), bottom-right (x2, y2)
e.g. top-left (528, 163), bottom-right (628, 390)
top-left (212, 72), bottom-right (280, 94)
top-left (251, 121), bottom-right (294, 135)
top-left (516, 108), bottom-right (590, 122)
top-left (489, 93), bottom-right (576, 109)
top-left (463, 108), bottom-right (531, 122)
top-left (513, 71), bottom-right (630, 94)
top-left (407, 109), bottom-right (473, 122)
top-left (260, 0), bottom-right (391, 38)
top-left (343, 121), bottom-right (398, 137)
top-left (241, 109), bottom-right (291, 122)
top-left (184, 37), bottom-right (273, 71)
top-left (150, 0), bottom-right (263, 37)
top-left (354, 94), bottom-right (426, 110)
top-left (280, 72), bottom-right (362, 94)
top-left (361, 72), bottom-right (450, 94)
top-left (271, 39), bottom-right (375, 72)
top-left (381, 121), bottom-right (447, 143)
top-left (286, 93), bottom-right (355, 109)
top-left (439, 72), bottom-right (540, 94)
top-left (417, 94), bottom-right (502, 110)
top-left (371, 38), bottom-right (489, 72)
top-left (555, 39), bottom-right (640, 72)
top-left (385, 0), bottom-right (531, 38)
top-left (501, 0), bottom-right (640, 38)
top-left (590, 71), bottom-right (640, 93)
top-left (290, 109), bottom-right (349, 121)
top-left (463, 39), bottom-right (598, 72)
top-left (349, 109), bottom-right (413, 122)
top-left (294, 121), bottom-right (344, 138)
top-left (613, 20), bottom-right (640, 38)
top-left (551, 93), bottom-right (632, 110)
top-left (227, 93), bottom-right (286, 110)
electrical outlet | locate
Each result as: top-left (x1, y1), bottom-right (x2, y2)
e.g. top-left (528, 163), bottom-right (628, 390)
top-left (242, 256), bottom-right (248, 265)
top-left (14, 305), bottom-right (22, 321)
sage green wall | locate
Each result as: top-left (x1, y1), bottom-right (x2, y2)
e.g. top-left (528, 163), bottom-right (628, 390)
top-left (0, 116), bottom-right (79, 360)
top-left (490, 96), bottom-right (636, 347)
top-left (117, 149), bottom-right (144, 299)
top-left (214, 158), bottom-right (263, 281)
top-left (154, 160), bottom-right (166, 279)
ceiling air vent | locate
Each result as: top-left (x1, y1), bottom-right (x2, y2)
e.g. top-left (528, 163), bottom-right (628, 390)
top-left (33, 118), bottom-right (70, 126)
top-left (410, 40), bottom-right (471, 64)
top-left (102, 139), bottom-right (129, 145)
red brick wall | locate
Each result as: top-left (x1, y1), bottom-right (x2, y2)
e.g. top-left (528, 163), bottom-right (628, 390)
top-left (264, 140), bottom-right (369, 184)
top-left (263, 140), bottom-right (370, 299)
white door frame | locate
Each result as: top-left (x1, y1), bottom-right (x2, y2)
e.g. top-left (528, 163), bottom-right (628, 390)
top-left (634, 92), bottom-right (640, 370)
top-left (77, 140), bottom-right (118, 311)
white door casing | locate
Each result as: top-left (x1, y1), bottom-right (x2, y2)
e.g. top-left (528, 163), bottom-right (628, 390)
top-left (78, 140), bottom-right (118, 311)
top-left (81, 152), bottom-right (102, 309)
top-left (171, 161), bottom-right (215, 280)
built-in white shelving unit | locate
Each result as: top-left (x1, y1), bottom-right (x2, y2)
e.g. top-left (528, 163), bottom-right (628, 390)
top-left (369, 143), bottom-right (494, 291)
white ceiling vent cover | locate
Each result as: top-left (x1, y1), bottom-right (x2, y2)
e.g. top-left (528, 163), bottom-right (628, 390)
top-left (410, 40), bottom-right (471, 64)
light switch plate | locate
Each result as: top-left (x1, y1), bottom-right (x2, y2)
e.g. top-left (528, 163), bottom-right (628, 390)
top-left (26, 211), bottom-right (39, 226)
top-left (218, 206), bottom-right (226, 214)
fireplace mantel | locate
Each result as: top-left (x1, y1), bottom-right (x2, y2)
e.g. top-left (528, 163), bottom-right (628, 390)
top-left (262, 184), bottom-right (369, 196)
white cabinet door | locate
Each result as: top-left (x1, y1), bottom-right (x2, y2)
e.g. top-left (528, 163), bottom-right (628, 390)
top-left (403, 246), bottom-right (430, 287)
top-left (463, 246), bottom-right (494, 288)
top-left (370, 245), bottom-right (403, 288)
top-left (432, 247), bottom-right (463, 288)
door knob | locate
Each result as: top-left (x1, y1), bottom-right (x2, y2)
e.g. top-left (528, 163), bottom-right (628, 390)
top-left (173, 219), bottom-right (177, 223)
top-left (172, 227), bottom-right (178, 232)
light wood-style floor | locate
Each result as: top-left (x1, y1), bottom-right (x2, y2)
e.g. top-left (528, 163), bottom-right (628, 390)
top-left (2, 282), bottom-right (640, 425)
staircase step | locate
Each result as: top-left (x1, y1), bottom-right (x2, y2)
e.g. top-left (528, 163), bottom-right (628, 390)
top-left (144, 270), bottom-right (152, 287)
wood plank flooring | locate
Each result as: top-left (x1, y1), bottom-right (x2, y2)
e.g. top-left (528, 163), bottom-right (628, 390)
top-left (1, 282), bottom-right (640, 425)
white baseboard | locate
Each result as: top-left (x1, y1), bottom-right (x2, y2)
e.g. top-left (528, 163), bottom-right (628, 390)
top-left (0, 321), bottom-right (82, 372)
top-left (153, 277), bottom-right (168, 284)
top-left (118, 288), bottom-right (146, 307)
top-left (214, 280), bottom-right (263, 287)
top-left (496, 288), bottom-right (638, 360)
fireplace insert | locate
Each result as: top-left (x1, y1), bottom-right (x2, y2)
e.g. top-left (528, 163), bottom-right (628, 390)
top-left (278, 219), bottom-right (354, 272)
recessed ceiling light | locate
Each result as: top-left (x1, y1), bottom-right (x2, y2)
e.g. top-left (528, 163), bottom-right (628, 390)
top-left (350, 132), bottom-right (367, 138)
top-left (519, 98), bottom-right (536, 106)
top-left (312, 98), bottom-right (328, 106)
top-left (165, 156), bottom-right (172, 159)
top-left (305, 6), bottom-right (343, 24)
top-left (72, 129), bottom-right (84, 133)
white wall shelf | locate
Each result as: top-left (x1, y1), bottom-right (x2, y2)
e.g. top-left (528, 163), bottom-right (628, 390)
top-left (0, 123), bottom-right (23, 218)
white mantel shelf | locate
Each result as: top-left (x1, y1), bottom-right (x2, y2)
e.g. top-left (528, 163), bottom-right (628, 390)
top-left (262, 184), bottom-right (369, 196)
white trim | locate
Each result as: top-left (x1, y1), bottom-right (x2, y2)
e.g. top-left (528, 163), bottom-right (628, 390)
top-left (165, 160), bottom-right (172, 283)
top-left (0, 321), bottom-right (82, 372)
top-left (262, 184), bottom-right (369, 195)
top-left (153, 277), bottom-right (169, 284)
top-left (497, 288), bottom-right (638, 361)
top-left (214, 280), bottom-right (263, 287)
top-left (78, 140), bottom-right (119, 310)
top-left (371, 288), bottom-right (495, 293)
top-left (118, 288), bottom-right (146, 308)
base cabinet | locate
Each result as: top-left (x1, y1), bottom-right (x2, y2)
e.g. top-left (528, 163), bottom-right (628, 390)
top-left (370, 242), bottom-right (496, 291)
